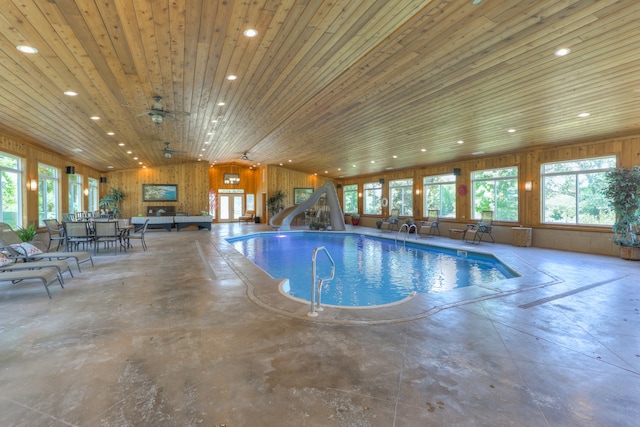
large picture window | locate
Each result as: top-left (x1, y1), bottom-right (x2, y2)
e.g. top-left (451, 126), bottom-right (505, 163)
top-left (38, 163), bottom-right (59, 226)
top-left (471, 167), bottom-right (518, 221)
top-left (342, 184), bottom-right (358, 214)
top-left (363, 182), bottom-right (382, 215)
top-left (541, 156), bottom-right (616, 225)
top-left (423, 174), bottom-right (456, 218)
top-left (0, 153), bottom-right (22, 228)
top-left (88, 177), bottom-right (99, 212)
top-left (68, 173), bottom-right (83, 214)
top-left (389, 179), bottom-right (413, 216)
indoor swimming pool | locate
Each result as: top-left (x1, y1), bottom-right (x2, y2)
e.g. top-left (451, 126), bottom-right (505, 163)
top-left (228, 232), bottom-right (518, 307)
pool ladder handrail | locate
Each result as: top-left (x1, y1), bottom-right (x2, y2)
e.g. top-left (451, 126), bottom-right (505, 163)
top-left (395, 223), bottom-right (418, 244)
top-left (308, 246), bottom-right (335, 317)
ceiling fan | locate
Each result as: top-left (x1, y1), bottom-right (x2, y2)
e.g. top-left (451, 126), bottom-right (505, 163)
top-left (125, 96), bottom-right (190, 125)
top-left (161, 142), bottom-right (185, 159)
top-left (241, 152), bottom-right (254, 161)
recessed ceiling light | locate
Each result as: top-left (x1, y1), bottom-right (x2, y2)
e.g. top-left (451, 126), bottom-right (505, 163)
top-left (578, 112), bottom-right (590, 117)
top-left (324, 170), bottom-right (328, 174)
top-left (201, 148), bottom-right (205, 151)
top-left (133, 157), bottom-right (138, 160)
top-left (371, 160), bottom-right (375, 163)
top-left (143, 165), bottom-right (147, 168)
top-left (243, 29), bottom-right (258, 37)
top-left (508, 129), bottom-right (516, 133)
top-left (71, 148), bottom-right (83, 153)
top-left (90, 116), bottom-right (100, 120)
top-left (217, 102), bottom-right (225, 106)
top-left (126, 151), bottom-right (132, 154)
top-left (199, 154), bottom-right (203, 157)
top-left (64, 91), bottom-right (78, 96)
top-left (472, 151), bottom-right (485, 155)
top-left (227, 75), bottom-right (237, 81)
top-left (207, 132), bottom-right (213, 136)
top-left (16, 45), bottom-right (38, 54)
top-left (392, 155), bottom-right (398, 158)
top-left (108, 165), bottom-right (114, 169)
top-left (288, 159), bottom-right (292, 162)
top-left (211, 119), bottom-right (218, 123)
top-left (555, 47), bottom-right (571, 57)
top-left (118, 143), bottom-right (125, 146)
top-left (421, 148), bottom-right (427, 152)
top-left (352, 164), bottom-right (357, 167)
top-left (338, 168), bottom-right (341, 171)
top-left (204, 141), bottom-right (210, 145)
top-left (279, 163), bottom-right (283, 166)
top-left (107, 132), bottom-right (115, 135)
top-left (314, 173), bottom-right (318, 176)
top-left (457, 140), bottom-right (464, 144)
top-left (138, 162), bottom-right (143, 165)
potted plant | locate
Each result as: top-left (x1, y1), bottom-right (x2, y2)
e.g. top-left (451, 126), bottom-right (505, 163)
top-left (351, 212), bottom-right (360, 225)
top-left (267, 190), bottom-right (286, 216)
top-left (376, 220), bottom-right (383, 229)
top-left (99, 187), bottom-right (126, 218)
top-left (602, 166), bottom-right (640, 260)
top-left (16, 223), bottom-right (38, 242)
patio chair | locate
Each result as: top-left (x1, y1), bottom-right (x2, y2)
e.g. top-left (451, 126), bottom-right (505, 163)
top-left (465, 210), bottom-right (495, 244)
top-left (1, 258), bottom-right (73, 284)
top-left (418, 209), bottom-right (440, 237)
top-left (239, 210), bottom-right (255, 223)
top-left (63, 221), bottom-right (93, 251)
top-left (0, 222), bottom-right (94, 272)
top-left (93, 221), bottom-right (120, 254)
top-left (128, 219), bottom-right (149, 251)
top-left (381, 208), bottom-right (400, 232)
top-left (43, 219), bottom-right (66, 251)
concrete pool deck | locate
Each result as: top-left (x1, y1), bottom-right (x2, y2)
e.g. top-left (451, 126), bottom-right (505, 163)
top-left (1, 222), bottom-right (638, 426)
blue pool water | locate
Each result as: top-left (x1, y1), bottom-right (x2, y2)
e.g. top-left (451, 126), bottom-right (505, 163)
top-left (228, 232), bottom-right (518, 307)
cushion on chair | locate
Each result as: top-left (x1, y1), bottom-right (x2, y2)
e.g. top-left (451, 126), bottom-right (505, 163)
top-left (0, 255), bottom-right (13, 266)
top-left (10, 242), bottom-right (44, 256)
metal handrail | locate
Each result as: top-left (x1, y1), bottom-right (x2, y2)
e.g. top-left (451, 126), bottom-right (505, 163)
top-left (395, 223), bottom-right (418, 244)
top-left (307, 246), bottom-right (335, 317)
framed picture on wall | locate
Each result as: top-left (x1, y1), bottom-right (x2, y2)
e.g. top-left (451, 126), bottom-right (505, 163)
top-left (142, 184), bottom-right (178, 202)
top-left (294, 188), bottom-right (313, 204)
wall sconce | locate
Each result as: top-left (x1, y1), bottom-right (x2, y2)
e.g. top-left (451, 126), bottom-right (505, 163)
top-left (358, 192), bottom-right (362, 198)
top-left (27, 179), bottom-right (38, 191)
top-left (525, 181), bottom-right (533, 191)
top-left (415, 188), bottom-right (420, 195)
top-left (83, 188), bottom-right (89, 196)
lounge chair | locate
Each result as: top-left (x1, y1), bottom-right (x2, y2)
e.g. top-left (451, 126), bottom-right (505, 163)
top-left (1, 258), bottom-right (73, 284)
top-left (418, 209), bottom-right (440, 237)
top-left (465, 210), bottom-right (495, 244)
top-left (0, 223), bottom-right (94, 272)
top-left (0, 268), bottom-right (63, 298)
top-left (381, 208), bottom-right (400, 232)
top-left (239, 210), bottom-right (255, 223)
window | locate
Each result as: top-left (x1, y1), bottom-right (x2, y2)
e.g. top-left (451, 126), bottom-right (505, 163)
top-left (389, 178), bottom-right (413, 216)
top-left (541, 156), bottom-right (616, 225)
top-left (423, 174), bottom-right (456, 218)
top-left (0, 153), bottom-right (22, 228)
top-left (246, 193), bottom-right (255, 211)
top-left (68, 174), bottom-right (83, 214)
top-left (38, 164), bottom-right (59, 226)
top-left (88, 177), bottom-right (99, 212)
top-left (363, 182), bottom-right (382, 215)
top-left (342, 184), bottom-right (358, 214)
top-left (471, 167), bottom-right (518, 221)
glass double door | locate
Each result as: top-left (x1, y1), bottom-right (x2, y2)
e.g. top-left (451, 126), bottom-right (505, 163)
top-left (218, 194), bottom-right (243, 222)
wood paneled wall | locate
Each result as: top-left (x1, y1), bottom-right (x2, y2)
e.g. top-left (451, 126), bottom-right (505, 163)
top-left (0, 134), bottom-right (101, 226)
top-left (338, 136), bottom-right (640, 230)
top-left (104, 162), bottom-right (210, 218)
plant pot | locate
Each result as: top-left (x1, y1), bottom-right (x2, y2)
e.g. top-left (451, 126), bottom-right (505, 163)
top-left (351, 218), bottom-right (359, 226)
top-left (620, 245), bottom-right (640, 261)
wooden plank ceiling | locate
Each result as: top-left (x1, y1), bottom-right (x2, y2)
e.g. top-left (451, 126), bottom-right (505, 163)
top-left (0, 0), bottom-right (638, 177)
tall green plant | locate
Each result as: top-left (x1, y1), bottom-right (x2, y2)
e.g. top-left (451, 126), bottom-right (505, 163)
top-left (602, 166), bottom-right (640, 247)
top-left (99, 187), bottom-right (126, 217)
top-left (267, 190), bottom-right (286, 215)
top-left (17, 223), bottom-right (38, 242)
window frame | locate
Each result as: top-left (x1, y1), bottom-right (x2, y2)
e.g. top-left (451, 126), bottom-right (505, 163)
top-left (0, 152), bottom-right (23, 228)
top-left (88, 177), bottom-right (99, 213)
top-left (68, 173), bottom-right (83, 215)
top-left (342, 184), bottom-right (358, 214)
top-left (363, 182), bottom-right (382, 215)
top-left (470, 166), bottom-right (519, 221)
top-left (540, 156), bottom-right (616, 226)
top-left (423, 174), bottom-right (457, 219)
top-left (389, 178), bottom-right (413, 216)
top-left (38, 163), bottom-right (59, 226)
